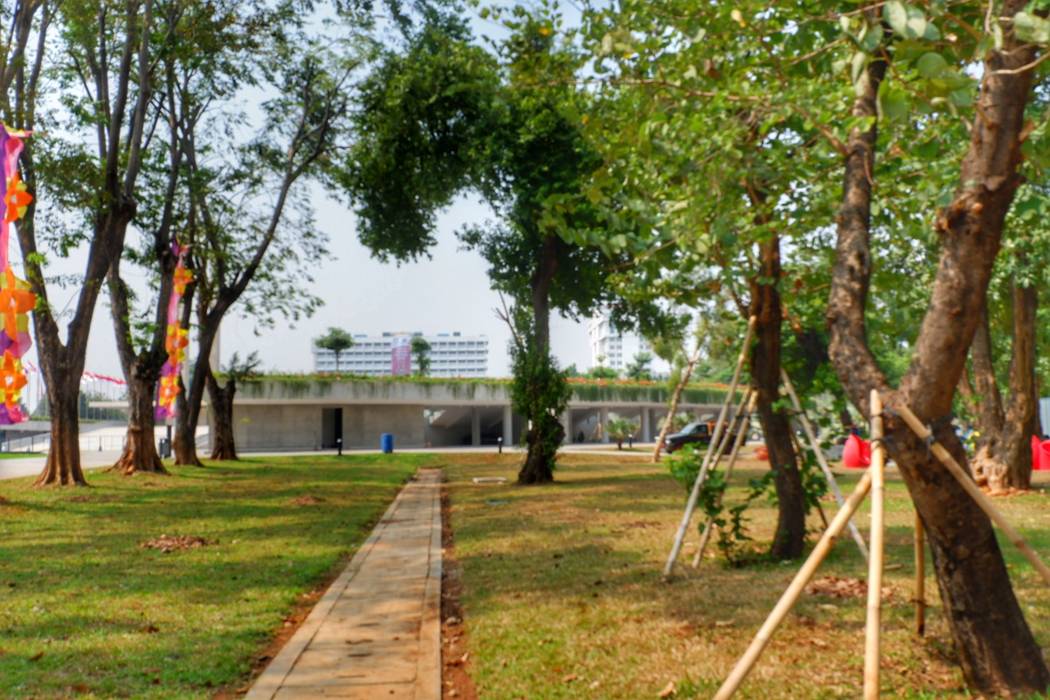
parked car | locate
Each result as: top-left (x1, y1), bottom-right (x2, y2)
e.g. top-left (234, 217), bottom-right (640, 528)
top-left (664, 421), bottom-right (741, 454)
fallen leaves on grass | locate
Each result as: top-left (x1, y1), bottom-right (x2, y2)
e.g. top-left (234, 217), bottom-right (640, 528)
top-left (290, 495), bottom-right (326, 506)
top-left (140, 535), bottom-right (213, 553)
top-left (658, 680), bottom-right (676, 698)
top-left (805, 575), bottom-right (892, 600)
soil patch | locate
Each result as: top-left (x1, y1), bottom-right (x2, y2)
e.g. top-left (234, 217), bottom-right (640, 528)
top-left (805, 575), bottom-right (893, 600)
top-left (140, 535), bottom-right (213, 553)
top-left (442, 482), bottom-right (478, 700)
top-left (290, 495), bottom-right (326, 506)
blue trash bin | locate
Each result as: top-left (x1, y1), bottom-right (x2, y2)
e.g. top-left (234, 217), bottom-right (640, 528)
top-left (380, 433), bottom-right (394, 454)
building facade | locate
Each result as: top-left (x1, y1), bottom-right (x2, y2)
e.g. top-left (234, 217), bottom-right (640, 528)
top-left (587, 314), bottom-right (655, 373)
top-left (312, 331), bottom-right (489, 377)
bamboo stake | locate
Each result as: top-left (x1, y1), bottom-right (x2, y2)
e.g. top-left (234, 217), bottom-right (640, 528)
top-left (781, 368), bottom-right (868, 561)
top-left (692, 391), bottom-right (757, 568)
top-left (863, 390), bottom-right (886, 700)
top-left (893, 400), bottom-right (1050, 586)
top-left (914, 512), bottom-right (926, 637)
top-left (714, 469), bottom-right (874, 700)
top-left (653, 340), bottom-right (702, 463)
top-left (664, 316), bottom-right (757, 579)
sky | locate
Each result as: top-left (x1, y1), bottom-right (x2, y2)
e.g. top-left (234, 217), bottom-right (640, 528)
top-left (12, 1), bottom-right (639, 392)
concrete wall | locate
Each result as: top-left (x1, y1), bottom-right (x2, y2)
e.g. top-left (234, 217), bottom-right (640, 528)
top-left (233, 404), bottom-right (427, 450)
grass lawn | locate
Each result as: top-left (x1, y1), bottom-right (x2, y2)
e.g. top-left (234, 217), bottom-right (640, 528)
top-left (0, 453), bottom-right (433, 698)
top-left (446, 453), bottom-right (1050, 699)
top-left (0, 452), bottom-right (41, 459)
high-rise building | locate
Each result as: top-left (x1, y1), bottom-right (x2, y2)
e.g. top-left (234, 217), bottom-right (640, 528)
top-left (587, 314), bottom-right (660, 374)
top-left (312, 331), bottom-right (489, 377)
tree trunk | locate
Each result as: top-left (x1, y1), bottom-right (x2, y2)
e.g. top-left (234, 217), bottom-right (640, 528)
top-left (652, 345), bottom-right (700, 463)
top-left (34, 380), bottom-right (86, 486)
top-left (750, 237), bottom-right (805, 560)
top-left (826, 23), bottom-right (1049, 693)
top-left (111, 373), bottom-right (166, 475)
top-left (174, 293), bottom-right (212, 468)
top-left (207, 371), bottom-right (237, 461)
top-left (517, 235), bottom-right (562, 485)
top-left (983, 283), bottom-right (1038, 492)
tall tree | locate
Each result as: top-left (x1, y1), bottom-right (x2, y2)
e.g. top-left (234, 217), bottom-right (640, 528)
top-left (172, 43), bottom-right (345, 466)
top-left (105, 0), bottom-right (252, 475)
top-left (341, 9), bottom-right (636, 484)
top-left (827, 3), bottom-right (1050, 692)
top-left (25, 0), bottom-right (158, 485)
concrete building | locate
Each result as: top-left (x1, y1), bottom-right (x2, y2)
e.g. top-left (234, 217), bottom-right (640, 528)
top-left (223, 377), bottom-right (728, 452)
top-left (587, 313), bottom-right (666, 375)
top-left (313, 332), bottom-right (489, 377)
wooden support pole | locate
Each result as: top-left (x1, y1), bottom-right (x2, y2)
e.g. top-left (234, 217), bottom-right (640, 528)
top-left (714, 469), bottom-right (874, 699)
top-left (692, 391), bottom-right (756, 568)
top-left (914, 512), bottom-right (926, 637)
top-left (664, 316), bottom-right (756, 579)
top-left (863, 390), bottom-right (886, 700)
top-left (781, 368), bottom-right (868, 561)
top-left (893, 400), bottom-right (1050, 586)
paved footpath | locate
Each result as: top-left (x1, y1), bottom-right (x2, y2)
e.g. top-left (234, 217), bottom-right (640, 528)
top-left (247, 469), bottom-right (442, 700)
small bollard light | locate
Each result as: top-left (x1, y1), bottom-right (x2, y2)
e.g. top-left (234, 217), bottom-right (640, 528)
top-left (497, 436), bottom-right (503, 454)
top-left (336, 437), bottom-right (343, 456)
top-left (628, 435), bottom-right (633, 449)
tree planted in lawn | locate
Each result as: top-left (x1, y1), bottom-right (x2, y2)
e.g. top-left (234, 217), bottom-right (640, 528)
top-left (25, 0), bottom-right (159, 485)
top-left (341, 9), bottom-right (628, 484)
top-left (827, 2), bottom-right (1050, 692)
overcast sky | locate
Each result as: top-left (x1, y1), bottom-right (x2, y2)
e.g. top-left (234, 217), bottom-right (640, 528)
top-left (14, 2), bottom-right (624, 389)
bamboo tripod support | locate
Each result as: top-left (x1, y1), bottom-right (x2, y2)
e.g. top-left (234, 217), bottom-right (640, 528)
top-left (663, 316), bottom-right (756, 579)
top-left (892, 401), bottom-right (1050, 586)
top-left (713, 469), bottom-right (874, 700)
top-left (914, 513), bottom-right (926, 636)
top-left (863, 390), bottom-right (886, 699)
top-left (691, 390), bottom-right (757, 568)
top-left (781, 369), bottom-right (869, 561)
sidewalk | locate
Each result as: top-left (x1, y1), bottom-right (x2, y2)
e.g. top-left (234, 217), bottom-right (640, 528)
top-left (246, 468), bottom-right (443, 700)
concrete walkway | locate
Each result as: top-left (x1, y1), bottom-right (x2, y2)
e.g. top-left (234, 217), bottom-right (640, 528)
top-left (246, 469), bottom-right (442, 700)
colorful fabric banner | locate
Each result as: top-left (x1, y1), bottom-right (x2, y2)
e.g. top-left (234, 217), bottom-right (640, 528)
top-left (155, 244), bottom-right (192, 420)
top-left (0, 126), bottom-right (35, 424)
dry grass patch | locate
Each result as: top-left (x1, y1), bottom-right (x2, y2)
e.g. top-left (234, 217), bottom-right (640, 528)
top-left (446, 453), bottom-right (1050, 699)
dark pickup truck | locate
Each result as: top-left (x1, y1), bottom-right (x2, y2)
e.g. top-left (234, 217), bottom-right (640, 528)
top-left (664, 420), bottom-right (742, 454)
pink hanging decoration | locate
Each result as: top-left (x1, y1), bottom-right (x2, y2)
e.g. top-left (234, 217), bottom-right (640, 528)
top-left (0, 126), bottom-right (35, 425)
top-left (155, 244), bottom-right (192, 420)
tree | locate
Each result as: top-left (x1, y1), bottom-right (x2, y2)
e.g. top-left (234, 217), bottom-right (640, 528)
top-left (625, 351), bottom-right (652, 381)
top-left (606, 417), bottom-right (637, 450)
top-left (826, 3), bottom-right (1050, 691)
top-left (341, 9), bottom-right (636, 485)
top-left (207, 351), bottom-right (260, 461)
top-left (172, 42), bottom-right (348, 467)
top-left (20, 0), bottom-right (158, 485)
top-left (410, 336), bottom-right (431, 376)
top-left (105, 0), bottom-right (255, 476)
top-left (316, 327), bottom-right (355, 373)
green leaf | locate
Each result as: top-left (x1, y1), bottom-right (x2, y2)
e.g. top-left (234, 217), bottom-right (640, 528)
top-left (916, 52), bottom-right (948, 79)
top-left (850, 51), bottom-right (869, 86)
top-left (905, 6), bottom-right (927, 39)
top-left (1013, 12), bottom-right (1050, 44)
top-left (949, 87), bottom-right (974, 108)
top-left (860, 23), bottom-right (884, 52)
top-left (878, 81), bottom-right (909, 121)
top-left (884, 1), bottom-right (908, 35)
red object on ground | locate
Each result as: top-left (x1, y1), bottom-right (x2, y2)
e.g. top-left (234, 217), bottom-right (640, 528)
top-left (1039, 440), bottom-right (1050, 471)
top-left (843, 434), bottom-right (871, 468)
top-left (754, 445), bottom-right (769, 461)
